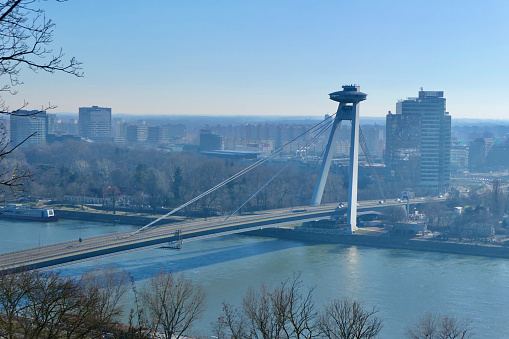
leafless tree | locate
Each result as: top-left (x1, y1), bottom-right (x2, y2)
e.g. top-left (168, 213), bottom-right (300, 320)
top-left (420, 202), bottom-right (450, 229)
top-left (116, 275), bottom-right (150, 339)
top-left (79, 265), bottom-right (130, 325)
top-left (319, 299), bottom-right (383, 339)
top-left (381, 205), bottom-right (407, 224)
top-left (407, 313), bottom-right (472, 339)
top-left (54, 284), bottom-right (104, 339)
top-left (269, 274), bottom-right (318, 339)
top-left (242, 283), bottom-right (280, 339)
top-left (0, 123), bottom-right (32, 201)
top-left (0, 0), bottom-right (82, 198)
top-left (214, 303), bottom-right (250, 339)
top-left (140, 271), bottom-right (207, 339)
top-left (488, 179), bottom-right (504, 218)
top-left (16, 271), bottom-right (89, 339)
top-left (407, 313), bottom-right (438, 339)
top-left (0, 269), bottom-right (34, 339)
top-left (216, 273), bottom-right (319, 339)
top-left (0, 0), bottom-right (82, 115)
top-left (438, 315), bottom-right (472, 339)
top-left (0, 270), bottom-right (118, 339)
top-left (0, 268), bottom-right (132, 339)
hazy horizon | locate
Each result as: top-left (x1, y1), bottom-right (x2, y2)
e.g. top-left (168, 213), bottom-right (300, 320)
top-left (23, 112), bottom-right (509, 127)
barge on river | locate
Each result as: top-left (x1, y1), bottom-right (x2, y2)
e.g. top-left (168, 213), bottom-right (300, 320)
top-left (0, 204), bottom-right (58, 221)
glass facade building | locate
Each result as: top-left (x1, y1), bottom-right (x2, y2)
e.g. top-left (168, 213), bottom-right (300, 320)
top-left (386, 90), bottom-right (451, 193)
top-left (79, 106), bottom-right (112, 142)
top-left (9, 110), bottom-right (47, 148)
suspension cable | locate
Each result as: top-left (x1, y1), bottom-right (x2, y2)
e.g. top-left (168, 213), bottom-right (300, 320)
top-left (359, 127), bottom-right (386, 201)
top-left (130, 113), bottom-right (337, 235)
top-left (224, 117), bottom-right (335, 221)
top-left (290, 122), bottom-right (333, 210)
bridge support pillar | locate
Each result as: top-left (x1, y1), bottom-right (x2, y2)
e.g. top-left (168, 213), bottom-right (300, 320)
top-left (347, 101), bottom-right (360, 233)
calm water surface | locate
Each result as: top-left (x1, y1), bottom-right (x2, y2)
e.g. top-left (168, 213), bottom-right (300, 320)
top-left (1, 219), bottom-right (508, 337)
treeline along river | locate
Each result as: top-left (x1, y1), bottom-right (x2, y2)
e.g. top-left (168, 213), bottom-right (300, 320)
top-left (1, 219), bottom-right (509, 337)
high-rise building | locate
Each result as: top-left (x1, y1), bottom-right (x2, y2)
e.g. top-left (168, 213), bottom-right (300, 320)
top-left (385, 90), bottom-right (451, 193)
top-left (9, 110), bottom-right (48, 147)
top-left (79, 106), bottom-right (111, 142)
top-left (126, 122), bottom-right (148, 143)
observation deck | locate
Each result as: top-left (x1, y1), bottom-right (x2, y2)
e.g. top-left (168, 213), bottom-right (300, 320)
top-left (329, 85), bottom-right (367, 103)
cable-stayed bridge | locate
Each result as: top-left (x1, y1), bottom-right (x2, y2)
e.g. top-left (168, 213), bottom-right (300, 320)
top-left (0, 85), bottom-right (431, 273)
top-left (0, 199), bottom-right (430, 274)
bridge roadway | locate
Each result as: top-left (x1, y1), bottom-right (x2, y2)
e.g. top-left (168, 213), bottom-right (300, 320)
top-left (0, 199), bottom-right (432, 273)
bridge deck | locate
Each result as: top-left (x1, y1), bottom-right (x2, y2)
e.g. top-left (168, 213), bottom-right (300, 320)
top-left (0, 199), bottom-right (431, 273)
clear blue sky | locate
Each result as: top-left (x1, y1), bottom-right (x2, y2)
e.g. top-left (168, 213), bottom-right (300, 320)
top-left (10, 0), bottom-right (509, 119)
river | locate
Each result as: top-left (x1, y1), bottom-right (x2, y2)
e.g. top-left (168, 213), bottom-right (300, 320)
top-left (1, 218), bottom-right (508, 337)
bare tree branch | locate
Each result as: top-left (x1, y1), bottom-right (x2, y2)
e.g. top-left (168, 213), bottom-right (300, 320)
top-left (407, 313), bottom-right (473, 339)
top-left (0, 0), bottom-right (81, 198)
top-left (0, 0), bottom-right (23, 23)
top-left (0, 0), bottom-right (82, 115)
top-left (217, 273), bottom-right (320, 339)
top-left (0, 123), bottom-right (32, 201)
top-left (140, 271), bottom-right (206, 339)
top-left (319, 299), bottom-right (383, 339)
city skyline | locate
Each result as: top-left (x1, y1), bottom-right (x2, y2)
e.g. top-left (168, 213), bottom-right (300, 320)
top-left (4, 1), bottom-right (509, 119)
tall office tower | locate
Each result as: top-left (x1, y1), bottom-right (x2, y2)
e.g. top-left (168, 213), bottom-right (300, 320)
top-left (10, 110), bottom-right (48, 147)
top-left (78, 106), bottom-right (112, 142)
top-left (385, 90), bottom-right (451, 193)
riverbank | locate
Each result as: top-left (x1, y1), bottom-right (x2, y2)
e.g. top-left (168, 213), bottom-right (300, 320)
top-left (249, 227), bottom-right (509, 259)
top-left (54, 209), bottom-right (181, 226)
top-left (54, 208), bottom-right (509, 259)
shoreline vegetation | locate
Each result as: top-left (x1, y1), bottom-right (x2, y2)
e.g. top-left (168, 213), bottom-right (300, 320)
top-left (53, 207), bottom-right (509, 260)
